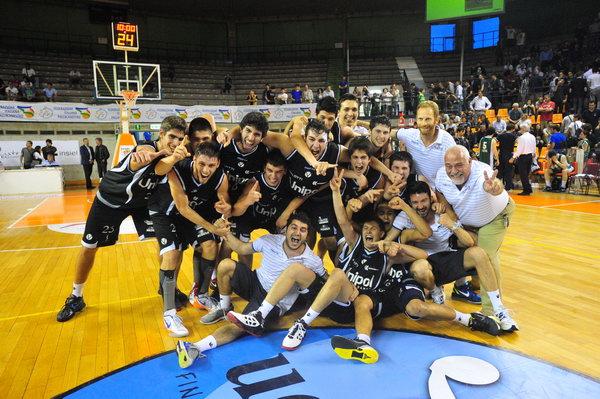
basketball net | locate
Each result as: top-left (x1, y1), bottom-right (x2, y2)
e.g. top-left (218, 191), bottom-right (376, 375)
top-left (113, 90), bottom-right (139, 166)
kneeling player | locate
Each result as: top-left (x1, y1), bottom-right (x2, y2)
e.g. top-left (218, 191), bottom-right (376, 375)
top-left (175, 212), bottom-right (326, 368)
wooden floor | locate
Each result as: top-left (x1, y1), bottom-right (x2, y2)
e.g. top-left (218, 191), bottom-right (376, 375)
top-left (0, 189), bottom-right (599, 398)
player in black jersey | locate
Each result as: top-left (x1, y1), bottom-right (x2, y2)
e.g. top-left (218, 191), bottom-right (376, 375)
top-left (367, 115), bottom-right (394, 166)
top-left (383, 151), bottom-right (420, 204)
top-left (158, 141), bottom-right (231, 336)
top-left (57, 115), bottom-right (188, 322)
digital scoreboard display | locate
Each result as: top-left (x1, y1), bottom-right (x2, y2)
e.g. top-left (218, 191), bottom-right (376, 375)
top-left (426, 0), bottom-right (504, 22)
top-left (111, 22), bottom-right (139, 52)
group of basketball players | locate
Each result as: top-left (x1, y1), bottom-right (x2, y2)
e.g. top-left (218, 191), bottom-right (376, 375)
top-left (55, 93), bottom-right (518, 366)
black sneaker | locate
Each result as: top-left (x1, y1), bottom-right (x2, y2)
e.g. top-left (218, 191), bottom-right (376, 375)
top-left (543, 186), bottom-right (553, 192)
top-left (174, 289), bottom-right (188, 310)
top-left (57, 295), bottom-right (86, 322)
top-left (469, 312), bottom-right (500, 336)
top-left (330, 336), bottom-right (379, 364)
top-left (226, 310), bottom-right (265, 336)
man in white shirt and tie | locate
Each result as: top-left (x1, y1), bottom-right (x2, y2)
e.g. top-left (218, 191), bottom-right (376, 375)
top-left (510, 125), bottom-right (537, 195)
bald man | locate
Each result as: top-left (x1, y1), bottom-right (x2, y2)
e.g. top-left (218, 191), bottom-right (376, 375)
top-left (434, 145), bottom-right (517, 332)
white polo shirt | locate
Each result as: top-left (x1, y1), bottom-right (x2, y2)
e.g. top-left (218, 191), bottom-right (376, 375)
top-left (396, 127), bottom-right (456, 189)
top-left (392, 212), bottom-right (453, 255)
top-left (435, 160), bottom-right (509, 228)
top-left (252, 234), bottom-right (325, 313)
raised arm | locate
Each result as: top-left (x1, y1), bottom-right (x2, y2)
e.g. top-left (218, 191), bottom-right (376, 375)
top-left (155, 137), bottom-right (190, 176)
top-left (222, 230), bottom-right (256, 256)
top-left (231, 179), bottom-right (260, 217)
top-left (388, 197), bottom-right (432, 240)
top-left (330, 169), bottom-right (359, 248)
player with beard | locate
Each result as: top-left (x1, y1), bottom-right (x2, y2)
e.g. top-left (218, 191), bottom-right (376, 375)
top-left (175, 212), bottom-right (326, 368)
top-left (387, 181), bottom-right (517, 333)
top-left (338, 93), bottom-right (370, 135)
top-left (382, 151), bottom-right (421, 204)
top-left (57, 116), bottom-right (187, 322)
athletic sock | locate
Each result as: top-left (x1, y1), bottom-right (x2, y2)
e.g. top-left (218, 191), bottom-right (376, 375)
top-left (72, 283), bottom-right (84, 297)
top-left (160, 269), bottom-right (176, 312)
top-left (256, 300), bottom-right (275, 319)
top-left (219, 294), bottom-right (231, 310)
top-left (561, 180), bottom-right (567, 188)
top-left (486, 290), bottom-right (505, 314)
top-left (300, 307), bottom-right (320, 326)
top-left (545, 178), bottom-right (551, 187)
top-left (454, 310), bottom-right (471, 326)
top-left (199, 258), bottom-right (215, 294)
top-left (194, 335), bottom-right (217, 353)
top-left (455, 277), bottom-right (468, 287)
top-left (356, 334), bottom-right (371, 345)
top-left (192, 251), bottom-right (203, 286)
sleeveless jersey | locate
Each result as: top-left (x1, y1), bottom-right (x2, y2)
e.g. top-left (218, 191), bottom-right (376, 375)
top-left (96, 140), bottom-right (164, 210)
top-left (147, 175), bottom-right (175, 216)
top-left (342, 166), bottom-right (383, 223)
top-left (286, 142), bottom-right (341, 201)
top-left (249, 172), bottom-right (292, 220)
top-left (331, 121), bottom-right (342, 145)
top-left (398, 173), bottom-right (419, 204)
top-left (338, 236), bottom-right (389, 294)
top-left (172, 158), bottom-right (225, 221)
top-left (479, 136), bottom-right (494, 167)
top-left (220, 139), bottom-right (269, 198)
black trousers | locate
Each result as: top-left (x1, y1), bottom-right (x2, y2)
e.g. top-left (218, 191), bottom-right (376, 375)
top-left (82, 163), bottom-right (93, 188)
top-left (498, 154), bottom-right (514, 190)
top-left (517, 154), bottom-right (533, 193)
top-left (97, 160), bottom-right (107, 178)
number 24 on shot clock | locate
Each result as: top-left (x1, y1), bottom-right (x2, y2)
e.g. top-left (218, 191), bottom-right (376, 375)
top-left (111, 22), bottom-right (139, 52)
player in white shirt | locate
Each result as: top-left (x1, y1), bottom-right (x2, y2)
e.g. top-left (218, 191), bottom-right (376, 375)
top-left (175, 211), bottom-right (326, 368)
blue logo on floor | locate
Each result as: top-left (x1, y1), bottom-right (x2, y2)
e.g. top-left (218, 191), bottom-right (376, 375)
top-left (60, 328), bottom-right (600, 399)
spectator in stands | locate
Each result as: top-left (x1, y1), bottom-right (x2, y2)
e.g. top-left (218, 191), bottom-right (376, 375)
top-left (43, 83), bottom-right (57, 102)
top-left (5, 82), bottom-right (19, 101)
top-left (547, 124), bottom-right (567, 154)
top-left (552, 79), bottom-right (568, 114)
top-left (323, 85), bottom-right (335, 99)
top-left (522, 99), bottom-right (536, 116)
top-left (80, 138), bottom-right (95, 189)
top-left (94, 138), bottom-right (110, 179)
top-left (69, 69), bottom-right (82, 88)
top-left (246, 90), bottom-right (258, 105)
top-left (276, 88), bottom-right (288, 104)
top-left (21, 81), bottom-right (35, 101)
top-left (469, 91), bottom-right (492, 115)
top-left (291, 84), bottom-right (302, 104)
top-left (588, 66), bottom-right (600, 103)
top-left (262, 84), bottom-right (274, 105)
top-left (222, 74), bottom-right (232, 94)
top-left (488, 74), bottom-right (502, 108)
top-left (538, 95), bottom-right (555, 127)
top-left (497, 122), bottom-right (517, 190)
top-left (316, 88), bottom-right (324, 101)
top-left (544, 150), bottom-right (573, 192)
top-left (390, 83), bottom-right (401, 116)
top-left (20, 141), bottom-right (35, 169)
top-left (339, 76), bottom-right (349, 96)
top-left (508, 103), bottom-right (523, 124)
top-left (21, 64), bottom-right (36, 85)
top-left (566, 114), bottom-right (583, 138)
top-left (578, 125), bottom-right (591, 159)
top-left (42, 139), bottom-right (57, 160)
top-left (302, 84), bottom-right (314, 103)
top-left (362, 85), bottom-right (371, 117)
top-left (32, 146), bottom-right (43, 166)
top-left (569, 72), bottom-right (588, 114)
top-left (511, 123), bottom-right (537, 195)
top-left (455, 80), bottom-right (464, 108)
top-left (492, 115), bottom-right (507, 134)
top-left (583, 101), bottom-right (600, 128)
top-left (505, 26), bottom-right (516, 47)
top-left (381, 88), bottom-right (393, 116)
top-left (454, 124), bottom-right (469, 149)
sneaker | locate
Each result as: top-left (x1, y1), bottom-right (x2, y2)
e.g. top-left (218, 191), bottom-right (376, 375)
top-left (558, 187), bottom-right (567, 193)
top-left (431, 286), bottom-right (445, 305)
top-left (200, 304), bottom-right (232, 325)
top-left (468, 312), bottom-right (500, 336)
top-left (174, 289), bottom-right (188, 310)
top-left (164, 310), bottom-right (189, 337)
top-left (56, 295), bottom-right (86, 322)
top-left (226, 310), bottom-right (265, 337)
top-left (176, 341), bottom-right (205, 369)
top-left (330, 336), bottom-right (379, 364)
top-left (543, 186), bottom-right (553, 192)
top-left (451, 282), bottom-right (481, 304)
top-left (496, 309), bottom-right (519, 333)
top-left (282, 319), bottom-right (308, 350)
top-left (191, 293), bottom-right (218, 311)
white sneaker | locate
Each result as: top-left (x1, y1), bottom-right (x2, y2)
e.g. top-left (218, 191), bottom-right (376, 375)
top-left (282, 320), bottom-right (308, 351)
top-left (164, 309), bottom-right (189, 337)
top-left (431, 286), bottom-right (445, 304)
top-left (496, 309), bottom-right (519, 333)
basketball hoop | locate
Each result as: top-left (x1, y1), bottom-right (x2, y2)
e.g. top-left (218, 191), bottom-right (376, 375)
top-left (120, 89), bottom-right (139, 107)
top-left (118, 90), bottom-right (139, 135)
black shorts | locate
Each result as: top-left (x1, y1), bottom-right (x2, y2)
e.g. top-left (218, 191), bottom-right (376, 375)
top-left (230, 213), bottom-right (280, 243)
top-left (300, 197), bottom-right (339, 238)
top-left (229, 262), bottom-right (281, 324)
top-left (383, 277), bottom-right (427, 320)
top-left (152, 213), bottom-right (218, 255)
top-left (320, 291), bottom-right (388, 324)
top-left (82, 197), bottom-right (153, 249)
top-left (427, 249), bottom-right (476, 285)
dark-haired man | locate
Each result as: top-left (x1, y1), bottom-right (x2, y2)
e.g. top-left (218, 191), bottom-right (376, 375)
top-left (57, 116), bottom-right (188, 322)
top-left (368, 115), bottom-right (394, 165)
top-left (175, 212), bottom-right (325, 368)
top-left (94, 138), bottom-right (110, 179)
top-left (543, 150), bottom-right (573, 192)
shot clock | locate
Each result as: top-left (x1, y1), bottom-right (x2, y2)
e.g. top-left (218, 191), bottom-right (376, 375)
top-left (111, 22), bottom-right (139, 52)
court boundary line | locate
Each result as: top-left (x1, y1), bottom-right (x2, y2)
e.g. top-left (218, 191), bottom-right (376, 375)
top-left (516, 202), bottom-right (600, 216)
top-left (539, 199), bottom-right (600, 208)
top-left (0, 239), bottom-right (155, 253)
top-left (7, 197), bottom-right (49, 229)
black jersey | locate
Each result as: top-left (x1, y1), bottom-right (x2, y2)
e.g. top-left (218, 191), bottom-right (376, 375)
top-left (248, 172), bottom-right (292, 220)
top-left (147, 176), bottom-right (175, 216)
top-left (331, 121), bottom-right (342, 145)
top-left (398, 173), bottom-right (419, 204)
top-left (286, 142), bottom-right (341, 201)
top-left (342, 166), bottom-right (383, 223)
top-left (338, 236), bottom-right (389, 294)
top-left (96, 140), bottom-right (164, 210)
top-left (172, 158), bottom-right (225, 221)
top-left (220, 140), bottom-right (268, 198)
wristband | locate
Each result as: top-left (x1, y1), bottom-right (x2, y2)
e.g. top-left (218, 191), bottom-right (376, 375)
top-left (450, 221), bottom-right (463, 231)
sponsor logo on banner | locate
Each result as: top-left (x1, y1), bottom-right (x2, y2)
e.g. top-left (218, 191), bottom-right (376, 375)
top-left (17, 106), bottom-right (35, 118)
top-left (40, 107), bottom-right (54, 118)
top-left (259, 108), bottom-right (271, 119)
top-left (95, 109), bottom-right (109, 120)
top-left (131, 108), bottom-right (142, 119)
top-left (219, 109), bottom-right (231, 120)
top-left (300, 107), bottom-right (312, 117)
top-left (75, 107), bottom-right (91, 119)
top-left (175, 109), bottom-right (188, 119)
